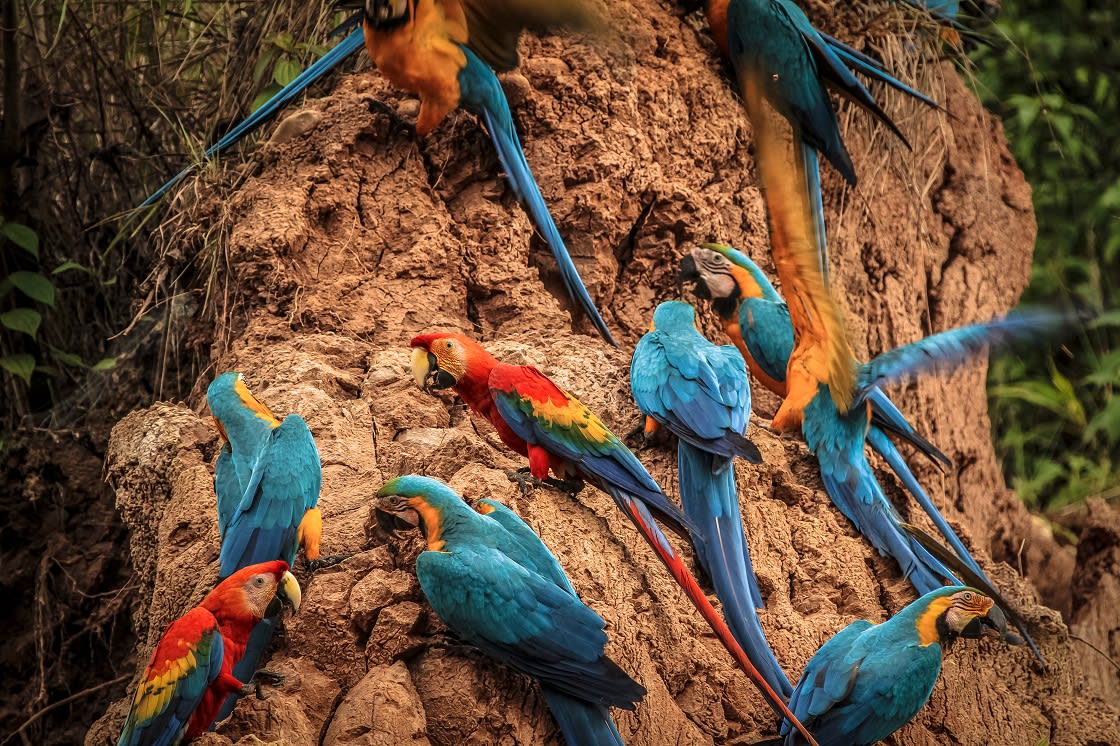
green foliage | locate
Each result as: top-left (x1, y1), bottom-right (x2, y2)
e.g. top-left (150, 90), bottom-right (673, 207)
top-left (973, 1), bottom-right (1120, 511)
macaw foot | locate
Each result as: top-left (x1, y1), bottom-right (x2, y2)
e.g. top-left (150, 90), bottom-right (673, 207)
top-left (241, 669), bottom-right (286, 700)
top-left (426, 639), bottom-right (486, 661)
top-left (506, 467), bottom-right (541, 496)
top-left (543, 476), bottom-right (584, 497)
top-left (306, 552), bottom-right (353, 572)
top-left (364, 97), bottom-right (416, 139)
top-left (624, 421), bottom-right (646, 443)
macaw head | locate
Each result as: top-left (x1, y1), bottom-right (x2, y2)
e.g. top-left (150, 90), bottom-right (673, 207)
top-left (334, 0), bottom-right (411, 31)
top-left (913, 586), bottom-right (1004, 648)
top-left (207, 372), bottom-right (280, 445)
top-left (374, 475), bottom-right (466, 551)
top-left (410, 332), bottom-right (497, 393)
top-left (651, 300), bottom-right (701, 335)
top-left (204, 560), bottom-right (301, 623)
top-left (678, 243), bottom-right (777, 319)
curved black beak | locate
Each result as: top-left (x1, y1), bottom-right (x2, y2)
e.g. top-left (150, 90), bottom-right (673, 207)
top-left (375, 505), bottom-right (420, 538)
top-left (678, 255), bottom-right (706, 298)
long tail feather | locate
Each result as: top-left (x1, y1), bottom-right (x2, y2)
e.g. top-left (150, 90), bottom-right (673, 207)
top-left (140, 29), bottom-right (366, 208)
top-left (800, 145), bottom-right (829, 280)
top-left (457, 48), bottom-right (617, 346)
top-left (858, 308), bottom-right (1085, 399)
top-left (541, 688), bottom-right (625, 746)
top-left (866, 425), bottom-right (984, 578)
top-left (678, 443), bottom-right (793, 700)
top-left (900, 522), bottom-right (1046, 664)
top-left (603, 487), bottom-right (820, 746)
top-left (865, 388), bottom-right (951, 468)
top-left (819, 33), bottom-right (942, 109)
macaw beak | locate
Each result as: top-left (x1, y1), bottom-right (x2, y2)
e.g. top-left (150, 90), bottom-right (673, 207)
top-left (265, 570), bottom-right (301, 618)
top-left (373, 493), bottom-right (422, 537)
top-left (677, 255), bottom-right (705, 298)
top-left (410, 347), bottom-right (457, 391)
top-left (961, 603), bottom-right (1024, 645)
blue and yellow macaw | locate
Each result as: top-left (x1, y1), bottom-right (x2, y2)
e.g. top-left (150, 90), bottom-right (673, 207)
top-left (704, 0), bottom-right (939, 273)
top-left (206, 372), bottom-right (323, 721)
top-left (780, 586), bottom-right (1007, 745)
top-left (142, 0), bottom-right (617, 345)
top-left (702, 77), bottom-right (1071, 661)
top-left (629, 301), bottom-right (792, 703)
top-left (374, 475), bottom-right (645, 746)
top-left (410, 331), bottom-right (821, 744)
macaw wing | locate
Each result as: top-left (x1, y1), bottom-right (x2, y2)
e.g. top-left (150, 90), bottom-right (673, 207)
top-left (475, 498), bottom-right (579, 597)
top-left (219, 415), bottom-right (322, 576)
top-left (856, 308), bottom-right (1080, 402)
top-left (214, 443), bottom-right (242, 539)
top-left (740, 69), bottom-right (857, 409)
top-left (738, 296), bottom-right (795, 386)
top-left (416, 544), bottom-right (642, 707)
top-left (117, 608), bottom-right (224, 746)
top-left (460, 0), bottom-right (603, 72)
top-left (489, 365), bottom-right (662, 498)
top-left (784, 619), bottom-right (872, 735)
top-left (816, 31), bottom-right (940, 109)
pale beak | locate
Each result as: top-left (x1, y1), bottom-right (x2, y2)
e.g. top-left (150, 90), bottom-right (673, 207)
top-left (411, 347), bottom-right (431, 389)
top-left (272, 570), bottom-right (301, 617)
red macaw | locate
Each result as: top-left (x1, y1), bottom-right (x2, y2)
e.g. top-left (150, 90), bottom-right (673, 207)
top-left (116, 561), bottom-right (301, 746)
top-left (409, 331), bottom-right (820, 745)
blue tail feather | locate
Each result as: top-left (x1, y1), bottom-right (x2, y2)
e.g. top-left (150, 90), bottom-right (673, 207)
top-left (866, 426), bottom-right (987, 579)
top-left (800, 144), bottom-right (829, 279)
top-left (865, 388), bottom-right (951, 468)
top-left (541, 688), bottom-right (625, 746)
top-left (456, 47), bottom-right (617, 346)
top-left (140, 29), bottom-right (366, 208)
top-left (678, 442), bottom-right (792, 701)
top-left (820, 33), bottom-right (941, 110)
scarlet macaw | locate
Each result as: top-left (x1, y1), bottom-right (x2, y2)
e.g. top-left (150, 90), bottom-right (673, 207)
top-left (142, 0), bottom-right (617, 345)
top-left (630, 301), bottom-right (791, 701)
top-left (375, 475), bottom-right (644, 746)
top-left (409, 332), bottom-right (820, 744)
top-left (703, 0), bottom-right (939, 273)
top-left (116, 561), bottom-right (301, 746)
top-left (206, 372), bottom-right (323, 719)
top-left (780, 586), bottom-right (1008, 745)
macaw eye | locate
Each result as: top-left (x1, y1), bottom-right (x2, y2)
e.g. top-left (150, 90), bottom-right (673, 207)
top-left (963, 592), bottom-right (973, 602)
top-left (255, 576), bottom-right (265, 586)
top-left (445, 341), bottom-right (453, 349)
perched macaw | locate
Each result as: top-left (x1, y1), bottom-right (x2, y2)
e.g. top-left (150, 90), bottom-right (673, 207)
top-left (206, 372), bottom-right (323, 720)
top-left (142, 1), bottom-right (617, 346)
top-left (409, 332), bottom-right (820, 744)
top-left (116, 561), bottom-right (301, 746)
top-left (780, 586), bottom-right (1007, 746)
top-left (630, 301), bottom-right (791, 702)
top-left (677, 243), bottom-right (987, 581)
top-left (704, 0), bottom-right (939, 272)
top-left (375, 476), bottom-right (643, 746)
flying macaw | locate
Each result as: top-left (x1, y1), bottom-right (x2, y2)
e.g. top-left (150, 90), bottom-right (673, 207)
top-left (116, 561), bottom-right (301, 746)
top-left (704, 0), bottom-right (939, 273)
top-left (141, 1), bottom-right (617, 346)
top-left (409, 331), bottom-right (821, 744)
top-left (779, 586), bottom-right (1008, 746)
top-left (677, 243), bottom-right (986, 580)
top-left (701, 82), bottom-right (1068, 662)
top-left (206, 372), bottom-right (323, 720)
top-left (375, 475), bottom-right (643, 746)
top-left (630, 301), bottom-right (791, 702)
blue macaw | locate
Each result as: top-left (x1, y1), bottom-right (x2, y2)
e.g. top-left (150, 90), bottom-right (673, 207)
top-left (141, 0), bottom-right (617, 346)
top-left (679, 244), bottom-right (1070, 663)
top-left (629, 301), bottom-right (792, 702)
top-left (206, 372), bottom-right (323, 721)
top-left (780, 586), bottom-right (1008, 746)
top-left (374, 475), bottom-right (645, 746)
top-left (704, 0), bottom-right (939, 273)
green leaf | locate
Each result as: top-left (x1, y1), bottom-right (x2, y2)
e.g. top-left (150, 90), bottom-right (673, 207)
top-left (0, 354), bottom-right (35, 384)
top-left (91, 357), bottom-right (117, 371)
top-left (0, 308), bottom-right (42, 338)
top-left (48, 347), bottom-right (85, 368)
top-left (52, 261), bottom-right (89, 275)
top-left (273, 59), bottom-right (301, 87)
top-left (8, 272), bottom-right (56, 306)
top-left (1, 222), bottom-right (39, 258)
